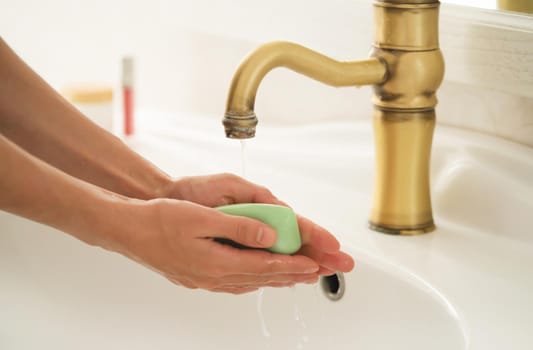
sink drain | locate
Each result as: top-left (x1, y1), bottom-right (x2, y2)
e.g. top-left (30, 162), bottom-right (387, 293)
top-left (320, 272), bottom-right (345, 301)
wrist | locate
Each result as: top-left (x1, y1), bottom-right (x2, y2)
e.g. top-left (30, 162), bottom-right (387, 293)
top-left (150, 172), bottom-right (175, 199)
top-left (108, 144), bottom-right (174, 200)
top-left (95, 197), bottom-right (172, 261)
top-left (152, 176), bottom-right (190, 201)
top-left (82, 191), bottom-right (145, 253)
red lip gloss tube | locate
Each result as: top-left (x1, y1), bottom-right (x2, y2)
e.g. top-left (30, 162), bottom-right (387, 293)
top-left (122, 56), bottom-right (134, 136)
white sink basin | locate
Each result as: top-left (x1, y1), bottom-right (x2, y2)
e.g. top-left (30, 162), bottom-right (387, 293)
top-left (0, 225), bottom-right (465, 350)
top-left (1, 113), bottom-right (532, 349)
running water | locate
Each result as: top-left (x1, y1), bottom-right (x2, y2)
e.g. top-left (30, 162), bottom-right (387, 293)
top-left (292, 287), bottom-right (310, 349)
top-left (241, 140), bottom-right (268, 341)
top-left (240, 140), bottom-right (247, 178)
top-left (242, 142), bottom-right (271, 341)
top-left (257, 288), bottom-right (271, 338)
top-left (239, 139), bottom-right (309, 347)
top-left (256, 287), bottom-right (311, 347)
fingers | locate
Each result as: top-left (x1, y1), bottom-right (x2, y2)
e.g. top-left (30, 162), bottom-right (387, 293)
top-left (170, 268), bottom-right (319, 294)
top-left (209, 201), bottom-right (348, 258)
top-left (206, 274), bottom-right (319, 294)
top-left (318, 267), bottom-right (336, 276)
top-left (294, 214), bottom-right (355, 275)
top-left (204, 205), bottom-right (354, 276)
top-left (210, 211), bottom-right (278, 248)
top-left (205, 241), bottom-right (319, 276)
top-left (219, 174), bottom-right (285, 206)
top-left (297, 245), bottom-right (355, 274)
top-left (174, 173), bottom-right (286, 207)
top-left (212, 272), bottom-right (319, 287)
top-left (297, 215), bottom-right (340, 253)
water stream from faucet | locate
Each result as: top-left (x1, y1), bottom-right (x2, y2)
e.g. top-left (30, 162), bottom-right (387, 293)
top-left (240, 140), bottom-right (272, 341)
top-left (239, 140), bottom-right (310, 348)
top-left (292, 287), bottom-right (310, 349)
top-left (256, 288), bottom-right (271, 339)
top-left (240, 140), bottom-right (247, 178)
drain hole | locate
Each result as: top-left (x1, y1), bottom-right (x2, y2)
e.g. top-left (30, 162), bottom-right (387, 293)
top-left (320, 272), bottom-right (345, 301)
top-left (324, 274), bottom-right (340, 293)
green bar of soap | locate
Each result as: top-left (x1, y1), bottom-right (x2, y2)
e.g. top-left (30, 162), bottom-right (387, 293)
top-left (216, 203), bottom-right (302, 255)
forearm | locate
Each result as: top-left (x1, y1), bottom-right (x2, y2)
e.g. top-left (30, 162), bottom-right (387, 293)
top-left (0, 37), bottom-right (171, 199)
top-left (0, 133), bottom-right (135, 250)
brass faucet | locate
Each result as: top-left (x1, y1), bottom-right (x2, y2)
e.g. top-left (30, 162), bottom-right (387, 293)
top-left (222, 0), bottom-right (444, 235)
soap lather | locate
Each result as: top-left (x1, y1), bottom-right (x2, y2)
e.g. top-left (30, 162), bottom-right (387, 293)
top-left (216, 203), bottom-right (302, 255)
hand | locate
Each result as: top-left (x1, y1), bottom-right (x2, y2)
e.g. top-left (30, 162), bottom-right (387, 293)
top-left (116, 198), bottom-right (321, 294)
top-left (163, 173), bottom-right (355, 277)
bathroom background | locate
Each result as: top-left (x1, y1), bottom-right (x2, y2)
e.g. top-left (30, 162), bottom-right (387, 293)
top-left (2, 2), bottom-right (533, 350)
top-left (1, 0), bottom-right (532, 145)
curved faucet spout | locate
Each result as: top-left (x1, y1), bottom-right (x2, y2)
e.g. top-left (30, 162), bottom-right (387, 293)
top-left (223, 41), bottom-right (387, 138)
top-left (222, 1), bottom-right (444, 235)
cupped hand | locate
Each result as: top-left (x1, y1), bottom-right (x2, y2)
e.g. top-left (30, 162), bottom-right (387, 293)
top-left (163, 173), bottom-right (355, 277)
top-left (119, 199), bottom-right (321, 294)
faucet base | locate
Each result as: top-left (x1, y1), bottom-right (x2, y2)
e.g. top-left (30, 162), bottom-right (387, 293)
top-left (369, 108), bottom-right (436, 235)
top-left (368, 221), bottom-right (436, 236)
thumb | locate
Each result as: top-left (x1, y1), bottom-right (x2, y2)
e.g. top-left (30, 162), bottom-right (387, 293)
top-left (214, 213), bottom-right (278, 249)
